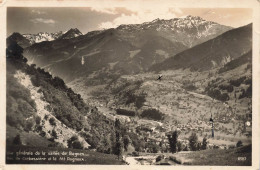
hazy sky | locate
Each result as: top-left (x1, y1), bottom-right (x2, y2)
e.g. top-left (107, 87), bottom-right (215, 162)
top-left (7, 7), bottom-right (252, 35)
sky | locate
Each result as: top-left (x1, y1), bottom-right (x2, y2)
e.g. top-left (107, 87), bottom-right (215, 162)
top-left (7, 7), bottom-right (252, 36)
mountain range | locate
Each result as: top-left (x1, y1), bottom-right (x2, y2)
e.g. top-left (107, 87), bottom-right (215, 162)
top-left (11, 15), bottom-right (233, 82)
top-left (150, 23), bottom-right (252, 72)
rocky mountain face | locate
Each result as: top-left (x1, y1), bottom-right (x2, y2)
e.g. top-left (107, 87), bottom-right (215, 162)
top-left (116, 15), bottom-right (232, 47)
top-left (11, 28), bottom-right (83, 46)
top-left (7, 32), bottom-right (31, 48)
top-left (60, 28), bottom-right (83, 39)
top-left (20, 16), bottom-right (232, 83)
top-left (150, 23), bottom-right (252, 72)
top-left (23, 31), bottom-right (64, 44)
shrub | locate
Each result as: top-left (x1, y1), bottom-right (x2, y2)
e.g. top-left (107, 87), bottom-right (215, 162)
top-left (67, 136), bottom-right (83, 149)
top-left (177, 141), bottom-right (183, 152)
top-left (239, 84), bottom-right (252, 99)
top-left (116, 109), bottom-right (135, 117)
top-left (13, 134), bottom-right (22, 145)
top-left (230, 77), bottom-right (246, 87)
top-left (44, 114), bottom-right (49, 120)
top-left (52, 129), bottom-right (58, 139)
top-left (201, 137), bottom-right (207, 150)
top-left (236, 140), bottom-right (243, 147)
top-left (71, 141), bottom-right (83, 149)
top-left (135, 95), bottom-right (146, 109)
top-left (189, 132), bottom-right (198, 151)
top-left (183, 83), bottom-right (197, 91)
top-left (49, 117), bottom-right (56, 126)
top-left (156, 155), bottom-right (163, 162)
top-left (35, 125), bottom-right (43, 132)
top-left (207, 89), bottom-right (229, 102)
top-left (219, 84), bottom-right (234, 92)
top-left (24, 119), bottom-right (34, 132)
top-left (132, 151), bottom-right (139, 156)
top-left (140, 109), bottom-right (164, 121)
top-left (35, 116), bottom-right (41, 125)
top-left (39, 131), bottom-right (46, 137)
top-left (183, 146), bottom-right (189, 151)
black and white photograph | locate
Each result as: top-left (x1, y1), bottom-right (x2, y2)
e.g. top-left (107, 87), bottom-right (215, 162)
top-left (2, 0), bottom-right (260, 168)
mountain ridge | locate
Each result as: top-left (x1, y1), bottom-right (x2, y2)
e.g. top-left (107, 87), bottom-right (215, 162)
top-left (20, 15), bottom-right (233, 82)
top-left (150, 23), bottom-right (252, 72)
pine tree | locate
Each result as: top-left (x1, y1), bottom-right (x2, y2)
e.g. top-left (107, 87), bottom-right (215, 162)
top-left (189, 132), bottom-right (198, 151)
top-left (114, 119), bottom-right (124, 159)
top-left (167, 130), bottom-right (178, 153)
top-left (202, 137), bottom-right (207, 150)
top-left (123, 135), bottom-right (131, 152)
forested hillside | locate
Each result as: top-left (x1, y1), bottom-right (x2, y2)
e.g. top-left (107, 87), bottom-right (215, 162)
top-left (6, 40), bottom-right (141, 156)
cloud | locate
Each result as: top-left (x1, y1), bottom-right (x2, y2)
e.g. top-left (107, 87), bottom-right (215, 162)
top-left (30, 18), bottom-right (56, 24)
top-left (98, 7), bottom-right (183, 29)
top-left (31, 9), bottom-right (46, 15)
top-left (90, 7), bottom-right (117, 14)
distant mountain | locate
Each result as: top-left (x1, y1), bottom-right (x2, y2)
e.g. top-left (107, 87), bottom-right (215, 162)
top-left (7, 32), bottom-right (31, 48)
top-left (23, 28), bottom-right (187, 82)
top-left (116, 15), bottom-right (232, 47)
top-left (23, 31), bottom-right (64, 44)
top-left (150, 23), bottom-right (252, 72)
top-left (12, 28), bottom-right (83, 46)
top-left (60, 28), bottom-right (83, 39)
top-left (22, 16), bottom-right (232, 82)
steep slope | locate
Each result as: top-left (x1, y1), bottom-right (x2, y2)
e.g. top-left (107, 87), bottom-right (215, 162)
top-left (23, 28), bottom-right (187, 82)
top-left (7, 32), bottom-right (31, 48)
top-left (117, 15), bottom-right (232, 47)
top-left (218, 50), bottom-right (252, 74)
top-left (21, 15), bottom-right (231, 83)
top-left (150, 23), bottom-right (252, 72)
top-left (6, 40), bottom-right (127, 152)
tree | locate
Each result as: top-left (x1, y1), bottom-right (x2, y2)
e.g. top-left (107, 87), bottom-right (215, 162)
top-left (189, 132), bottom-right (198, 151)
top-left (236, 140), bottom-right (243, 147)
top-left (98, 134), bottom-right (113, 154)
top-left (167, 130), bottom-right (178, 153)
top-left (115, 132), bottom-right (124, 159)
top-left (196, 142), bottom-right (202, 151)
top-left (13, 134), bottom-right (22, 145)
top-left (52, 129), bottom-right (58, 139)
top-left (201, 137), bottom-right (207, 150)
top-left (6, 41), bottom-right (25, 61)
top-left (49, 117), bottom-right (56, 126)
top-left (67, 135), bottom-right (83, 149)
top-left (114, 119), bottom-right (124, 159)
top-left (24, 119), bottom-right (34, 132)
top-left (35, 116), bottom-right (41, 125)
top-left (177, 141), bottom-right (183, 152)
top-left (123, 135), bottom-right (131, 152)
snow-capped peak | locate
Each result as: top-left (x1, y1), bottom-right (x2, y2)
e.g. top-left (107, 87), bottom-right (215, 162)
top-left (60, 28), bottom-right (83, 39)
top-left (23, 31), bottom-right (64, 44)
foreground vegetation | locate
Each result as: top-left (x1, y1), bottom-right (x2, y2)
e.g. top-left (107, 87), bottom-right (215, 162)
top-left (6, 40), bottom-right (143, 159)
